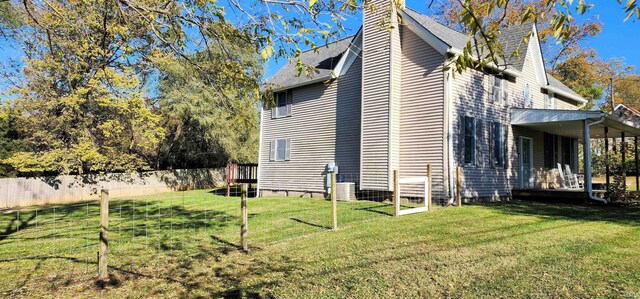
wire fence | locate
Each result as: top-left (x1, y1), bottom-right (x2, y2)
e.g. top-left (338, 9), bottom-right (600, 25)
top-left (0, 170), bottom-right (432, 293)
top-left (0, 201), bottom-right (101, 291)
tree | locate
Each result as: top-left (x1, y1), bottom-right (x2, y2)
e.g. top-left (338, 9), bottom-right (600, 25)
top-left (155, 47), bottom-right (262, 169)
top-left (614, 75), bottom-right (640, 110)
top-left (596, 58), bottom-right (636, 112)
top-left (1, 0), bottom-right (267, 175)
top-left (552, 50), bottom-right (603, 110)
top-left (0, 105), bottom-right (27, 177)
top-left (0, 0), bottom-right (22, 38)
top-left (429, 0), bottom-right (602, 73)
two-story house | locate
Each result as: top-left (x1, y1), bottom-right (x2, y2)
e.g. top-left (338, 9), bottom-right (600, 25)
top-left (256, 0), bottom-right (640, 203)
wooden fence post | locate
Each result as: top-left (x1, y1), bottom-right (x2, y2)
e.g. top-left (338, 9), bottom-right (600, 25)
top-left (331, 172), bottom-right (337, 230)
top-left (456, 167), bottom-right (462, 207)
top-left (393, 170), bottom-right (400, 217)
top-left (241, 183), bottom-right (248, 252)
top-left (427, 164), bottom-right (432, 211)
top-left (98, 189), bottom-right (109, 280)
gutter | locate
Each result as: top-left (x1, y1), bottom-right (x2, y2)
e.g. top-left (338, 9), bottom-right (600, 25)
top-left (584, 114), bottom-right (607, 204)
top-left (256, 105), bottom-right (265, 198)
top-left (267, 76), bottom-right (333, 93)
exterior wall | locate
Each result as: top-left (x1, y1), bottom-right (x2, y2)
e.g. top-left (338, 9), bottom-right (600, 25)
top-left (451, 67), bottom-right (515, 199)
top-left (389, 6), bottom-right (402, 191)
top-left (555, 97), bottom-right (580, 110)
top-left (511, 126), bottom-right (545, 189)
top-left (399, 27), bottom-right (447, 199)
top-left (360, 0), bottom-right (403, 190)
top-left (258, 57), bottom-right (362, 193)
top-left (450, 41), bottom-right (581, 199)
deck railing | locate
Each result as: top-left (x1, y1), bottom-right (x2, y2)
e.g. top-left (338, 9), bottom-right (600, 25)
top-left (226, 163), bottom-right (258, 196)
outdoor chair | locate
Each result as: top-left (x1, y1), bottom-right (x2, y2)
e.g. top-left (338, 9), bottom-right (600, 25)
top-left (564, 164), bottom-right (583, 189)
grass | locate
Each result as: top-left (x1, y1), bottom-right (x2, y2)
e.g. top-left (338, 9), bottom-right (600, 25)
top-left (1, 190), bottom-right (640, 298)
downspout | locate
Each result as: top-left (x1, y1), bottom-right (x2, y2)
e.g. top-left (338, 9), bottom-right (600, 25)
top-left (584, 116), bottom-right (607, 203)
top-left (445, 69), bottom-right (455, 204)
top-left (256, 105), bottom-right (265, 198)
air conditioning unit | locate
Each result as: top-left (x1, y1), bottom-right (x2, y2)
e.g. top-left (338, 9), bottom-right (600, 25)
top-left (336, 182), bottom-right (356, 201)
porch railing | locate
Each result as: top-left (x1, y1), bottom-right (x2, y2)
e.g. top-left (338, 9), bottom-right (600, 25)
top-left (226, 163), bottom-right (258, 197)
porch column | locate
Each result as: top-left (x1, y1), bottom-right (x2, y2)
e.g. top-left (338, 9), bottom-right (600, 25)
top-left (622, 132), bottom-right (627, 191)
top-left (605, 127), bottom-right (610, 192)
top-left (633, 136), bottom-right (640, 191)
top-left (583, 120), bottom-right (592, 195)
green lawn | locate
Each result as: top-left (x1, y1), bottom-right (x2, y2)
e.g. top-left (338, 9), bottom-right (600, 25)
top-left (1, 190), bottom-right (639, 298)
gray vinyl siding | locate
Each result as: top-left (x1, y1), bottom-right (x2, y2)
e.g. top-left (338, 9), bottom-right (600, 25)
top-left (389, 10), bottom-right (402, 191)
top-left (555, 97), bottom-right (580, 110)
top-left (451, 42), bottom-right (581, 198)
top-left (259, 57), bottom-right (362, 193)
top-left (360, 0), bottom-right (393, 190)
top-left (399, 27), bottom-right (447, 199)
top-left (451, 67), bottom-right (515, 199)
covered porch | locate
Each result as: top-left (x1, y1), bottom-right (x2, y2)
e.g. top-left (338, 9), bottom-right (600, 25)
top-left (511, 109), bottom-right (640, 203)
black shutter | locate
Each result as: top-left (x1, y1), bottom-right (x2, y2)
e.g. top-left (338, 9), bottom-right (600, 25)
top-left (459, 115), bottom-right (465, 164)
top-left (503, 124), bottom-right (509, 169)
top-left (489, 121), bottom-right (495, 168)
top-left (475, 119), bottom-right (483, 167)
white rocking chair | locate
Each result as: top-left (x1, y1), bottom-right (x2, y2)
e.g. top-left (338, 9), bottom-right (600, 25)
top-left (557, 163), bottom-right (580, 189)
top-left (564, 164), bottom-right (583, 189)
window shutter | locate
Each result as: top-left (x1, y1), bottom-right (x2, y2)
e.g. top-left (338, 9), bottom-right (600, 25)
top-left (285, 138), bottom-right (291, 161)
top-left (475, 119), bottom-right (483, 167)
top-left (489, 121), bottom-right (495, 168)
top-left (503, 124), bottom-right (509, 169)
top-left (503, 80), bottom-right (509, 104)
top-left (272, 92), bottom-right (278, 119)
top-left (286, 90), bottom-right (293, 116)
top-left (459, 115), bottom-right (465, 164)
top-left (269, 140), bottom-right (276, 161)
top-left (489, 76), bottom-right (496, 102)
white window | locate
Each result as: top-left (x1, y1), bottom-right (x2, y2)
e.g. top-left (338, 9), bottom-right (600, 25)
top-left (270, 138), bottom-right (291, 162)
top-left (494, 123), bottom-right (505, 168)
top-left (274, 90), bottom-right (292, 118)
top-left (545, 91), bottom-right (556, 109)
top-left (524, 83), bottom-right (531, 107)
top-left (492, 76), bottom-right (508, 104)
top-left (464, 116), bottom-right (475, 165)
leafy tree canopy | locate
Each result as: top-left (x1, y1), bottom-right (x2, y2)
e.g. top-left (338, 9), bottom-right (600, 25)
top-left (0, 0), bottom-right (263, 175)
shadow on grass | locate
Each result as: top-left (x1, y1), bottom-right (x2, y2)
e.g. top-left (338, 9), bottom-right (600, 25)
top-left (482, 200), bottom-right (640, 227)
top-left (354, 203), bottom-right (421, 216)
top-left (289, 217), bottom-right (331, 230)
top-left (208, 185), bottom-right (258, 197)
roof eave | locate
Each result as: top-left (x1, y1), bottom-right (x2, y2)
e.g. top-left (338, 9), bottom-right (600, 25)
top-left (267, 75), bottom-right (333, 93)
top-left (543, 85), bottom-right (587, 104)
top-left (398, 9), bottom-right (450, 55)
top-left (446, 48), bottom-right (522, 78)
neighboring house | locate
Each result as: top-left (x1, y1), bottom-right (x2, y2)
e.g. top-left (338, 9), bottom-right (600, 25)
top-left (614, 103), bottom-right (640, 127)
top-left (257, 0), bottom-right (640, 203)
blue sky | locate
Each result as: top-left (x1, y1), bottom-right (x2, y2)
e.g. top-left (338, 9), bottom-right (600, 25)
top-left (264, 0), bottom-right (640, 78)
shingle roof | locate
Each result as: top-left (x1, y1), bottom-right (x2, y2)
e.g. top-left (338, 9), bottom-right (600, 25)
top-left (496, 22), bottom-right (534, 71)
top-left (265, 7), bottom-right (581, 103)
top-left (401, 7), bottom-right (470, 51)
top-left (547, 73), bottom-right (583, 100)
top-left (403, 7), bottom-right (533, 72)
top-left (265, 36), bottom-right (355, 90)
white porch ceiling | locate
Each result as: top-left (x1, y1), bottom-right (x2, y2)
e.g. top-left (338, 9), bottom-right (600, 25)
top-left (511, 108), bottom-right (640, 139)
